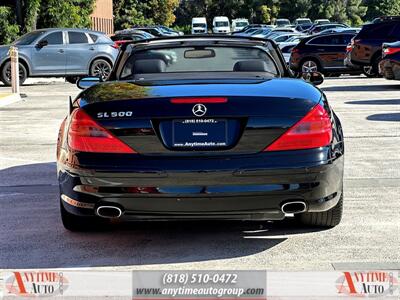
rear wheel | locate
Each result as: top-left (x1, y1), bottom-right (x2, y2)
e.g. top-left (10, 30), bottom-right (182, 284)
top-left (0, 61), bottom-right (27, 86)
top-left (296, 192), bottom-right (343, 227)
top-left (89, 59), bottom-right (112, 81)
top-left (60, 199), bottom-right (106, 231)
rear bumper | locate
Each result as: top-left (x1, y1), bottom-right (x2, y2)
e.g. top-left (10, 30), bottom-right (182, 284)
top-left (379, 59), bottom-right (400, 80)
top-left (58, 154), bottom-right (344, 221)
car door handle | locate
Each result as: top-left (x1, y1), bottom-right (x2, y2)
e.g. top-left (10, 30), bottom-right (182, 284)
top-left (89, 47), bottom-right (95, 51)
top-left (58, 49), bottom-right (64, 53)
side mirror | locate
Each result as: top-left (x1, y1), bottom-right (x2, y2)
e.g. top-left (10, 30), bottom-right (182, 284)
top-left (36, 40), bottom-right (48, 48)
top-left (302, 71), bottom-right (324, 85)
top-left (77, 77), bottom-right (101, 89)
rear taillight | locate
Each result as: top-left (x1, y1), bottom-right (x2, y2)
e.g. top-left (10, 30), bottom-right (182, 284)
top-left (264, 104), bottom-right (332, 151)
top-left (383, 47), bottom-right (400, 56)
top-left (291, 48), bottom-right (300, 54)
top-left (68, 109), bottom-right (136, 153)
top-left (346, 43), bottom-right (353, 52)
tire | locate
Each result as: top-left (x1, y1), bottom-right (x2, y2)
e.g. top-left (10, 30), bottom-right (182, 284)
top-left (362, 65), bottom-right (378, 78)
top-left (300, 59), bottom-right (320, 74)
top-left (60, 199), bottom-right (106, 232)
top-left (89, 59), bottom-right (112, 81)
top-left (65, 76), bottom-right (79, 84)
top-left (296, 192), bottom-right (343, 227)
top-left (0, 61), bottom-right (27, 86)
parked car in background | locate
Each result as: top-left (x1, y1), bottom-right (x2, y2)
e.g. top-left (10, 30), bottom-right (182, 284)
top-left (212, 16), bottom-right (230, 34)
top-left (295, 23), bottom-right (313, 32)
top-left (158, 25), bottom-right (183, 36)
top-left (346, 16), bottom-right (400, 77)
top-left (294, 18), bottom-right (312, 26)
top-left (234, 24), bottom-right (273, 34)
top-left (318, 27), bottom-right (360, 35)
top-left (192, 17), bottom-right (208, 34)
top-left (308, 23), bottom-right (348, 35)
top-left (290, 33), bottom-right (361, 76)
top-left (379, 41), bottom-right (400, 80)
top-left (248, 28), bottom-right (273, 38)
top-left (0, 28), bottom-right (118, 86)
top-left (271, 33), bottom-right (305, 44)
top-left (132, 26), bottom-right (166, 37)
top-left (275, 19), bottom-right (291, 27)
top-left (279, 36), bottom-right (309, 63)
top-left (314, 19), bottom-right (330, 25)
top-left (111, 29), bottom-right (154, 43)
top-left (231, 18), bottom-right (249, 32)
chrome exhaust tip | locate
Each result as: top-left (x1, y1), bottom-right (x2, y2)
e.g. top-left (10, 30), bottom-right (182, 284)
top-left (281, 201), bottom-right (307, 214)
top-left (96, 206), bottom-right (123, 218)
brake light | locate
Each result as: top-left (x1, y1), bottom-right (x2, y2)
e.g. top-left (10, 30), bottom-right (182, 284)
top-left (291, 48), bottom-right (300, 54)
top-left (68, 109), bottom-right (136, 153)
top-left (264, 104), bottom-right (332, 151)
top-left (346, 44), bottom-right (353, 52)
top-left (383, 47), bottom-right (400, 56)
top-left (111, 40), bottom-right (130, 49)
top-left (171, 97), bottom-right (228, 104)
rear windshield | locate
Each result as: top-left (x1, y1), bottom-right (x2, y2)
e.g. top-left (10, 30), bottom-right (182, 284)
top-left (120, 46), bottom-right (279, 79)
top-left (235, 22), bottom-right (248, 27)
top-left (15, 30), bottom-right (47, 45)
top-left (193, 23), bottom-right (206, 28)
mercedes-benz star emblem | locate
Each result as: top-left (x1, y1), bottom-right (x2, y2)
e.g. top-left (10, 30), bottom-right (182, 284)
top-left (192, 104), bottom-right (207, 117)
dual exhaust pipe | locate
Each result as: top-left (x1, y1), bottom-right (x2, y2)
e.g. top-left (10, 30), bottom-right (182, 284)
top-left (96, 202), bottom-right (306, 218)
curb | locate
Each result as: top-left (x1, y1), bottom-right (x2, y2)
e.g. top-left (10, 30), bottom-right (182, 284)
top-left (0, 93), bottom-right (22, 108)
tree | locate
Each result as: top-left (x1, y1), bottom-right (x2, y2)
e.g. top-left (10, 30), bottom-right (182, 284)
top-left (279, 0), bottom-right (311, 20)
top-left (346, 0), bottom-right (367, 26)
top-left (0, 6), bottom-right (20, 44)
top-left (36, 0), bottom-right (94, 29)
top-left (147, 0), bottom-right (180, 26)
top-left (114, 0), bottom-right (148, 29)
top-left (365, 0), bottom-right (400, 21)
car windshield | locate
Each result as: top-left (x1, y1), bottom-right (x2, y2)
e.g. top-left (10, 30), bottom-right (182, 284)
top-left (297, 19), bottom-right (311, 24)
top-left (277, 20), bottom-right (290, 25)
top-left (121, 46), bottom-right (279, 80)
top-left (193, 23), bottom-right (206, 28)
top-left (215, 21), bottom-right (229, 27)
top-left (236, 22), bottom-right (248, 27)
top-left (14, 30), bottom-right (47, 45)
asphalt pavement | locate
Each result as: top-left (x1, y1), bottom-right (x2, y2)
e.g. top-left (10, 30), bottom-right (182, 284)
top-left (0, 76), bottom-right (399, 270)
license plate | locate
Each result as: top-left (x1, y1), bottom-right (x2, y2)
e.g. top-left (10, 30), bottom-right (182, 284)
top-left (172, 119), bottom-right (227, 148)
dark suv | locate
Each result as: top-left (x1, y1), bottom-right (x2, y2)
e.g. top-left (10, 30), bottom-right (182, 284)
top-left (346, 16), bottom-right (400, 76)
top-left (290, 33), bottom-right (361, 75)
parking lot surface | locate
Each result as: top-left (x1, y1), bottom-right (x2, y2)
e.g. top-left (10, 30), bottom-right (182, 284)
top-left (0, 76), bottom-right (399, 270)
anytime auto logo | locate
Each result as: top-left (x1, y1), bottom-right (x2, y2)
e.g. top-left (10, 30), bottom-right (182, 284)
top-left (5, 271), bottom-right (69, 297)
top-left (336, 271), bottom-right (398, 297)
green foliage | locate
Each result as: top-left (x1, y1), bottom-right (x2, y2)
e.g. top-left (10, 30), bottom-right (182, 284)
top-left (114, 0), bottom-right (180, 30)
top-left (365, 0), bottom-right (400, 21)
top-left (37, 0), bottom-right (95, 29)
top-left (0, 6), bottom-right (20, 44)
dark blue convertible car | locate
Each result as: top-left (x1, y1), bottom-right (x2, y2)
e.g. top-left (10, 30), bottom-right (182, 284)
top-left (57, 36), bottom-right (344, 231)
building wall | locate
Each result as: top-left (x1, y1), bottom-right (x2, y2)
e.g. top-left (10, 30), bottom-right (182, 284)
top-left (91, 0), bottom-right (114, 35)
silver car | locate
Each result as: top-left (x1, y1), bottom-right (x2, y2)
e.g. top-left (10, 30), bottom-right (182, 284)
top-left (0, 28), bottom-right (119, 85)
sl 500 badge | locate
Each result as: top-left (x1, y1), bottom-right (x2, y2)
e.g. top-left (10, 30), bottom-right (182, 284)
top-left (97, 111), bottom-right (133, 118)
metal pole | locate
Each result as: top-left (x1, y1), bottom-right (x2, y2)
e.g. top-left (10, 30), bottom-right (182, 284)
top-left (9, 46), bottom-right (20, 94)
